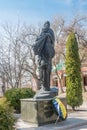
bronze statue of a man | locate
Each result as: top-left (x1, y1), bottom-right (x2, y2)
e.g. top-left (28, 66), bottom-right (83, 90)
top-left (33, 21), bottom-right (55, 91)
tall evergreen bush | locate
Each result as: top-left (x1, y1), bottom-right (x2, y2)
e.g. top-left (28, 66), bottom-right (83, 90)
top-left (65, 32), bottom-right (83, 110)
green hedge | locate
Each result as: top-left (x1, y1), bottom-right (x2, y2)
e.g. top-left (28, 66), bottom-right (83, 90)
top-left (0, 98), bottom-right (15, 130)
top-left (5, 88), bottom-right (35, 113)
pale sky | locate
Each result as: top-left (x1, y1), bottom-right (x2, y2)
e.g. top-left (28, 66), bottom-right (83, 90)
top-left (0, 0), bottom-right (87, 25)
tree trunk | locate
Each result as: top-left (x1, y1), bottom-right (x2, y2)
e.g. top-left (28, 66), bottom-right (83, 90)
top-left (57, 73), bottom-right (64, 93)
top-left (72, 106), bottom-right (75, 111)
top-left (32, 78), bottom-right (41, 91)
top-left (58, 77), bottom-right (64, 93)
top-left (1, 77), bottom-right (6, 95)
top-left (2, 85), bottom-right (5, 95)
top-left (83, 85), bottom-right (87, 92)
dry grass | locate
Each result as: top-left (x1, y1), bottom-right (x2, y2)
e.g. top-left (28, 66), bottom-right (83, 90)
top-left (58, 91), bottom-right (87, 102)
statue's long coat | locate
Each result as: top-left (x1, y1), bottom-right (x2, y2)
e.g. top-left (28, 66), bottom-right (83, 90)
top-left (33, 28), bottom-right (55, 60)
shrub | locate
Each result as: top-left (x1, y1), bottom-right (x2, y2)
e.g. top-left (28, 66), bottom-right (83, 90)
top-left (0, 98), bottom-right (15, 130)
top-left (5, 88), bottom-right (35, 113)
top-left (65, 32), bottom-right (83, 110)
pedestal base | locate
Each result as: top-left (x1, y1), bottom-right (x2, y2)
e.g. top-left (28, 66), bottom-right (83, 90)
top-left (21, 97), bottom-right (67, 126)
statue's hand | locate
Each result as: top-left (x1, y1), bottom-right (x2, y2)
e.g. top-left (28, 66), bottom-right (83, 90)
top-left (41, 60), bottom-right (47, 69)
top-left (46, 33), bottom-right (52, 38)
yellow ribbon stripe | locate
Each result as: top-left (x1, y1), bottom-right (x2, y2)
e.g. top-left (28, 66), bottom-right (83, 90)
top-left (55, 98), bottom-right (67, 119)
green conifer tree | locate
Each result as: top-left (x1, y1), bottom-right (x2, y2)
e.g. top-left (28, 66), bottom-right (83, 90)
top-left (65, 32), bottom-right (83, 110)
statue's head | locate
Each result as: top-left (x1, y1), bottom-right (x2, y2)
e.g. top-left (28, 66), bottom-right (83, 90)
top-left (44, 21), bottom-right (50, 29)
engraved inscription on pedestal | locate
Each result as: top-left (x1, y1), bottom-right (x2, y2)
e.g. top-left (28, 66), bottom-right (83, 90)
top-left (44, 101), bottom-right (54, 118)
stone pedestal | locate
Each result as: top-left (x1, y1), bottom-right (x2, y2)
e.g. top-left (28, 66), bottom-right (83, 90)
top-left (21, 97), bottom-right (67, 126)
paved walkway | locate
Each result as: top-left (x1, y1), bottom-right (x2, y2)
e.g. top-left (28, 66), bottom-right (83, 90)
top-left (15, 101), bottom-right (87, 130)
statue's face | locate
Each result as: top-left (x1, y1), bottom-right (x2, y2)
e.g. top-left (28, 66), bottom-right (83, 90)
top-left (44, 22), bottom-right (50, 29)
